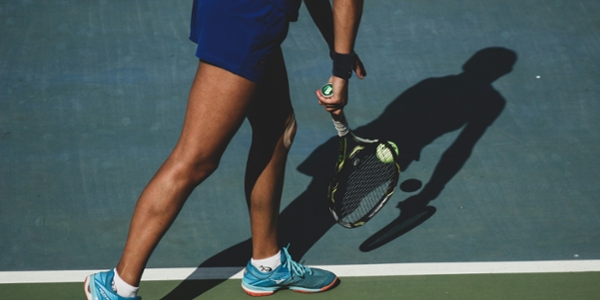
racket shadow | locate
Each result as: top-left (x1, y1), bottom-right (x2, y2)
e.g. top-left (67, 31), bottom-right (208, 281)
top-left (360, 200), bottom-right (436, 252)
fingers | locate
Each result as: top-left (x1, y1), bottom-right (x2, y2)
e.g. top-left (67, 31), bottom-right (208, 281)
top-left (316, 77), bottom-right (348, 113)
top-left (315, 89), bottom-right (345, 115)
top-left (355, 56), bottom-right (366, 79)
top-left (315, 89), bottom-right (343, 114)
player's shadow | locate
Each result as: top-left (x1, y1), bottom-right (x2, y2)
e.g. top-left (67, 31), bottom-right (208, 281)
top-left (359, 47), bottom-right (517, 251)
top-left (160, 47), bottom-right (517, 299)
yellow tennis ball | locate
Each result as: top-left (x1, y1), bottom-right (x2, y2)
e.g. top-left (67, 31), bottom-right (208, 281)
top-left (376, 142), bottom-right (399, 164)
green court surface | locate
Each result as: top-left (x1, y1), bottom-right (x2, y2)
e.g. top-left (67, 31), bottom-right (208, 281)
top-left (1, 0), bottom-right (600, 299)
top-left (2, 273), bottom-right (600, 300)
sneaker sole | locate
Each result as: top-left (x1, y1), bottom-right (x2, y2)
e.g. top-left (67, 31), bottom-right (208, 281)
top-left (241, 281), bottom-right (277, 297)
top-left (84, 275), bottom-right (93, 300)
top-left (242, 276), bottom-right (339, 297)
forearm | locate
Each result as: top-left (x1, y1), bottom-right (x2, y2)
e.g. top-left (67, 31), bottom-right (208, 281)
top-left (332, 0), bottom-right (363, 54)
top-left (314, 0), bottom-right (365, 114)
top-left (304, 0), bottom-right (334, 50)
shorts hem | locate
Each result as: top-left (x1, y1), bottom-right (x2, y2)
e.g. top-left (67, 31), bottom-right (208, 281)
top-left (196, 52), bottom-right (262, 83)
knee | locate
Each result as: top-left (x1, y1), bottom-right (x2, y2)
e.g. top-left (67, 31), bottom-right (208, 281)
top-left (188, 158), bottom-right (220, 186)
top-left (167, 152), bottom-right (220, 188)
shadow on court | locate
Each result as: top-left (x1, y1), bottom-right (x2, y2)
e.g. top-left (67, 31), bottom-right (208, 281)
top-left (359, 46), bottom-right (517, 251)
top-left (160, 47), bottom-right (517, 299)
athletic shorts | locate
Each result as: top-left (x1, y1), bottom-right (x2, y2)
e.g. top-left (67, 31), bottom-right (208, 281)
top-left (189, 0), bottom-right (290, 83)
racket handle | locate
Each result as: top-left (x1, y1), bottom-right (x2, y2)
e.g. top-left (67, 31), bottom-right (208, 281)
top-left (331, 111), bottom-right (350, 137)
top-left (321, 83), bottom-right (350, 136)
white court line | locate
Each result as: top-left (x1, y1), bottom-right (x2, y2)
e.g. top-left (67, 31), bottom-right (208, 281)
top-left (1, 260), bottom-right (599, 284)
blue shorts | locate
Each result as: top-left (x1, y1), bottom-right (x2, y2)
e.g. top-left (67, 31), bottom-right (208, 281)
top-left (190, 0), bottom-right (291, 83)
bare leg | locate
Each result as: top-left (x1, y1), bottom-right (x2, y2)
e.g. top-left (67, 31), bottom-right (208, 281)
top-left (245, 47), bottom-right (295, 259)
top-left (116, 62), bottom-right (257, 286)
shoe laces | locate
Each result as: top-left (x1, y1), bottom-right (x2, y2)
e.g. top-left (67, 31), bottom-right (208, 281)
top-left (281, 245), bottom-right (313, 278)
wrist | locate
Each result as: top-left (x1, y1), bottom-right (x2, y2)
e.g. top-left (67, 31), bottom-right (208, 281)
top-left (331, 51), bottom-right (357, 80)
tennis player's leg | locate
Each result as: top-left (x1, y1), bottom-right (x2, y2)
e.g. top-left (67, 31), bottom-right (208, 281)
top-left (245, 47), bottom-right (295, 261)
top-left (113, 62), bottom-right (257, 288)
top-left (241, 48), bottom-right (339, 296)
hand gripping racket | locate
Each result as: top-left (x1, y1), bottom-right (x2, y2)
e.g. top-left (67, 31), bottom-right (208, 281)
top-left (322, 83), bottom-right (401, 228)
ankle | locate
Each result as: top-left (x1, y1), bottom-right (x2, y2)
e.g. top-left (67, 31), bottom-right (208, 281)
top-left (251, 251), bottom-right (281, 272)
top-left (113, 268), bottom-right (139, 298)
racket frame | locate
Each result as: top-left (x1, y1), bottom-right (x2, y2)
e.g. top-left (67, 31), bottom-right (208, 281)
top-left (328, 112), bottom-right (400, 228)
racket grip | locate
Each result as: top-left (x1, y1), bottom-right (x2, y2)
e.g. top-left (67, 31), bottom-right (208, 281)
top-left (331, 111), bottom-right (350, 137)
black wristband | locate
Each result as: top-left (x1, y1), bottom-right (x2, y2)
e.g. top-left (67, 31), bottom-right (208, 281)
top-left (331, 51), bottom-right (357, 80)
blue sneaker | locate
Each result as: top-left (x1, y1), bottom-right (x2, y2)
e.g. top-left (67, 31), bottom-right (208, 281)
top-left (84, 269), bottom-right (141, 300)
top-left (241, 246), bottom-right (339, 296)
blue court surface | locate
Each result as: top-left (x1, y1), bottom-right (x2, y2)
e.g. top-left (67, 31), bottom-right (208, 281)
top-left (1, 0), bottom-right (599, 299)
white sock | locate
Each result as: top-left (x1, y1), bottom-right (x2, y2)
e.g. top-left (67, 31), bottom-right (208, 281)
top-left (112, 268), bottom-right (139, 298)
top-left (251, 251), bottom-right (281, 273)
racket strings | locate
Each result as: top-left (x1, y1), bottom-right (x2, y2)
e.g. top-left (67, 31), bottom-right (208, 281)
top-left (334, 146), bottom-right (397, 223)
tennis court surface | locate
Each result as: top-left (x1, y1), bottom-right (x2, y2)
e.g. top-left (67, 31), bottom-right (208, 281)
top-left (1, 0), bottom-right (599, 299)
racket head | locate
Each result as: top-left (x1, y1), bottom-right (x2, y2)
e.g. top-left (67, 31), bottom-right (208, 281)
top-left (328, 134), bottom-right (400, 228)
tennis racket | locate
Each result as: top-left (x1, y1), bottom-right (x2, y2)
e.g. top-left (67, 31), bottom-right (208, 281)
top-left (322, 83), bottom-right (401, 228)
